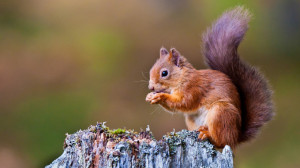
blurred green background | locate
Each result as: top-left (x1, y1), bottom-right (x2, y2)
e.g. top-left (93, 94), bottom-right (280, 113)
top-left (0, 0), bottom-right (299, 167)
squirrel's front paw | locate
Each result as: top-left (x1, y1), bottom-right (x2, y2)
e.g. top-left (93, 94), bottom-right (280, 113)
top-left (146, 92), bottom-right (164, 104)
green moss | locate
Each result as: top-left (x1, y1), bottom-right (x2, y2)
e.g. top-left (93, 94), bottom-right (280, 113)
top-left (109, 128), bottom-right (126, 135)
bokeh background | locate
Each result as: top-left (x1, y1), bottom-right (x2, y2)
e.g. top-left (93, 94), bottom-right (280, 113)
top-left (0, 0), bottom-right (299, 167)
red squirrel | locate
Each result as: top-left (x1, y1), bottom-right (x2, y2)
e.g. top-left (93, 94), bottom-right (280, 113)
top-left (145, 6), bottom-right (274, 148)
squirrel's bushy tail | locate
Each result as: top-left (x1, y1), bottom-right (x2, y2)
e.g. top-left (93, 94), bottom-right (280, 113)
top-left (202, 6), bottom-right (274, 142)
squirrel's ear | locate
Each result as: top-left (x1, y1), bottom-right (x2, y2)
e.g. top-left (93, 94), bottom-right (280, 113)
top-left (169, 48), bottom-right (181, 67)
top-left (160, 47), bottom-right (169, 58)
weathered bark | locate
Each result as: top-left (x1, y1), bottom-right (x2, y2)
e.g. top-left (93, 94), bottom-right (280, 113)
top-left (46, 122), bottom-right (233, 168)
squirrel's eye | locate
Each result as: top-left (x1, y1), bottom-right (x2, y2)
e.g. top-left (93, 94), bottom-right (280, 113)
top-left (161, 70), bottom-right (168, 77)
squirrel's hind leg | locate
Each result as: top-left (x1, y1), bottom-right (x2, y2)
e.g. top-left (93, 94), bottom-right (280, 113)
top-left (206, 102), bottom-right (241, 148)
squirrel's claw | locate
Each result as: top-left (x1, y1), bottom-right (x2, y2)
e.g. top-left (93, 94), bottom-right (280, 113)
top-left (146, 92), bottom-right (163, 104)
top-left (198, 131), bottom-right (209, 140)
top-left (146, 92), bottom-right (155, 102)
top-left (198, 126), bottom-right (210, 141)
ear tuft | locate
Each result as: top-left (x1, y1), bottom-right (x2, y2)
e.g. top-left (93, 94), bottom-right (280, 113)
top-left (170, 48), bottom-right (181, 67)
top-left (160, 47), bottom-right (169, 58)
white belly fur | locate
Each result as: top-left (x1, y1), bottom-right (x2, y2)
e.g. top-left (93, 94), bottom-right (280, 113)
top-left (184, 107), bottom-right (209, 129)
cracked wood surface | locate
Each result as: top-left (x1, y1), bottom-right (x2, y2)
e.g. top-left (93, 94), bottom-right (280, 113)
top-left (46, 123), bottom-right (233, 168)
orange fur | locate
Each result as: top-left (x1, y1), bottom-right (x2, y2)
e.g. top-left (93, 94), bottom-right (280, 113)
top-left (206, 102), bottom-right (241, 148)
top-left (146, 54), bottom-right (242, 148)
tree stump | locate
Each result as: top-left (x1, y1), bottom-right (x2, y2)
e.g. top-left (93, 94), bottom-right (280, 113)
top-left (46, 122), bottom-right (233, 168)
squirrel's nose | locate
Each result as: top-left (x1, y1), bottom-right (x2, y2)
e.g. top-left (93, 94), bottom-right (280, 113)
top-left (149, 86), bottom-right (155, 91)
top-left (148, 85), bottom-right (155, 91)
top-left (148, 80), bottom-right (155, 91)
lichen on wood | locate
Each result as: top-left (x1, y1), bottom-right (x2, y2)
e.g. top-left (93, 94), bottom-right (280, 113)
top-left (46, 122), bottom-right (233, 168)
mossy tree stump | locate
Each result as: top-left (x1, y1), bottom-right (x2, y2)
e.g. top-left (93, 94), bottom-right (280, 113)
top-left (46, 123), bottom-right (233, 168)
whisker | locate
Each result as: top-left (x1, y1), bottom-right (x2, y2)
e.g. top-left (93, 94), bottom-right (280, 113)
top-left (133, 80), bottom-right (148, 83)
top-left (150, 106), bottom-right (161, 115)
top-left (141, 71), bottom-right (149, 81)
